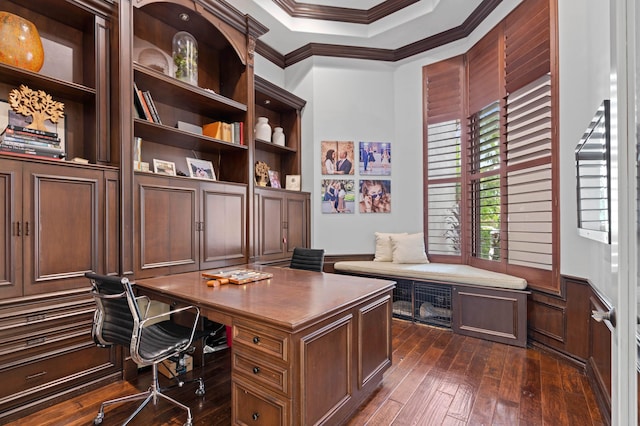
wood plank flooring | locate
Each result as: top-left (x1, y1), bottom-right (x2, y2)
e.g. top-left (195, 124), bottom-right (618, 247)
top-left (6, 319), bottom-right (605, 426)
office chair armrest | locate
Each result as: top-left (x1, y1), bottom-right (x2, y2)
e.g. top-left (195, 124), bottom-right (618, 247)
top-left (135, 295), bottom-right (151, 319)
top-left (140, 305), bottom-right (201, 333)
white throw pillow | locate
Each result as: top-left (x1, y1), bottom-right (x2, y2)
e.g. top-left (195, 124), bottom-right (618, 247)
top-left (373, 232), bottom-right (407, 262)
top-left (390, 232), bottom-right (429, 264)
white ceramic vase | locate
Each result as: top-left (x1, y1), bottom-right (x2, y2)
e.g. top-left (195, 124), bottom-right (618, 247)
top-left (255, 117), bottom-right (271, 142)
top-left (272, 127), bottom-right (285, 146)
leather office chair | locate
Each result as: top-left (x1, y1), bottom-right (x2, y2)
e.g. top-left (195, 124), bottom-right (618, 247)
top-left (86, 272), bottom-right (204, 426)
top-left (290, 247), bottom-right (325, 272)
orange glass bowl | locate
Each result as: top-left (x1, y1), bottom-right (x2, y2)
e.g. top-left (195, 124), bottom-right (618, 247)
top-left (0, 11), bottom-right (44, 72)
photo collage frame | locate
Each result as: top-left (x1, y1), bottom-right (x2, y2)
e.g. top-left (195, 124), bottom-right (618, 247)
top-left (320, 141), bottom-right (391, 214)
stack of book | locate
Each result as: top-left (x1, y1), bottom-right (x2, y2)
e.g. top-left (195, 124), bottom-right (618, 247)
top-left (202, 121), bottom-right (244, 145)
top-left (0, 125), bottom-right (65, 160)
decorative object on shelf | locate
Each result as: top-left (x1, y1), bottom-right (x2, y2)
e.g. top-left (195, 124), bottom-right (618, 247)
top-left (153, 159), bottom-right (176, 176)
top-left (8, 85), bottom-right (64, 132)
top-left (0, 12), bottom-right (44, 72)
top-left (0, 94), bottom-right (66, 159)
top-left (268, 170), bottom-right (281, 188)
top-left (286, 175), bottom-right (301, 191)
top-left (172, 31), bottom-right (198, 85)
top-left (255, 116), bottom-right (271, 142)
top-left (255, 161), bottom-right (270, 187)
top-left (272, 127), bottom-right (285, 146)
top-left (186, 157), bottom-right (216, 180)
top-left (138, 47), bottom-right (169, 74)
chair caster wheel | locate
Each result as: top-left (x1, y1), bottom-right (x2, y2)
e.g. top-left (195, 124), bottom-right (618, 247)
top-left (93, 414), bottom-right (104, 425)
top-left (184, 421), bottom-right (193, 426)
top-left (195, 388), bottom-right (205, 396)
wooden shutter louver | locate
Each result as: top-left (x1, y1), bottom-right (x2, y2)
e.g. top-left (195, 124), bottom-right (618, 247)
top-left (467, 27), bottom-right (501, 114)
top-left (504, 0), bottom-right (551, 93)
top-left (424, 57), bottom-right (464, 258)
top-left (505, 73), bottom-right (553, 271)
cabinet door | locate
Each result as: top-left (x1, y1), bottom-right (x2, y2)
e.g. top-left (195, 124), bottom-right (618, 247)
top-left (135, 174), bottom-right (199, 278)
top-left (200, 182), bottom-right (247, 269)
top-left (257, 191), bottom-right (285, 259)
top-left (0, 159), bottom-right (22, 299)
top-left (22, 163), bottom-right (104, 296)
top-left (284, 193), bottom-right (309, 256)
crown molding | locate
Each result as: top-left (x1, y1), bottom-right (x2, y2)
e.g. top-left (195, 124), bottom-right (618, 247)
top-left (271, 0), bottom-right (419, 24)
top-left (254, 0), bottom-right (502, 67)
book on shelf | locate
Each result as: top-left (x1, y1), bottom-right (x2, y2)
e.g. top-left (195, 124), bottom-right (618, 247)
top-left (4, 124), bottom-right (59, 139)
top-left (1, 131), bottom-right (61, 148)
top-left (133, 83), bottom-right (152, 122)
top-left (232, 122), bottom-right (244, 145)
top-left (142, 90), bottom-right (162, 124)
top-left (0, 143), bottom-right (65, 159)
top-left (1, 138), bottom-right (65, 155)
top-left (203, 121), bottom-right (233, 143)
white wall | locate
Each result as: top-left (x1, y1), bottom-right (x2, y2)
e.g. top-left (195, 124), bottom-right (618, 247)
top-left (557, 0), bottom-right (613, 302)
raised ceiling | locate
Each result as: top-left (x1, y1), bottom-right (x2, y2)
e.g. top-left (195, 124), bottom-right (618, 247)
top-left (224, 0), bottom-right (509, 67)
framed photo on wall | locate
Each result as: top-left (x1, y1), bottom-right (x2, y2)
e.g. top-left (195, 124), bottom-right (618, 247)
top-left (321, 140), bottom-right (355, 175)
top-left (186, 157), bottom-right (216, 180)
top-left (321, 179), bottom-right (355, 214)
top-left (359, 141), bottom-right (391, 176)
top-left (359, 179), bottom-right (391, 213)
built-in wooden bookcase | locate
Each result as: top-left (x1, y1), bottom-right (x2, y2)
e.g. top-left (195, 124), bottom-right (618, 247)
top-left (254, 75), bottom-right (306, 182)
top-left (0, 1), bottom-right (120, 422)
top-left (131, 3), bottom-right (249, 184)
top-left (0, 0), bottom-right (111, 163)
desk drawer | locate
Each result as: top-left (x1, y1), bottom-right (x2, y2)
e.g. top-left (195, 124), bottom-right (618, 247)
top-left (232, 349), bottom-right (290, 396)
top-left (0, 340), bottom-right (111, 402)
top-left (232, 378), bottom-right (290, 426)
top-left (233, 320), bottom-right (289, 363)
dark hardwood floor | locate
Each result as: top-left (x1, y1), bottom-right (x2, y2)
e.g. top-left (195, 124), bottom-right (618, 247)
top-left (7, 319), bottom-right (605, 426)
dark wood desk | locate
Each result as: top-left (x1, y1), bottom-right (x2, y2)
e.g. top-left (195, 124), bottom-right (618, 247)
top-left (135, 265), bottom-right (395, 425)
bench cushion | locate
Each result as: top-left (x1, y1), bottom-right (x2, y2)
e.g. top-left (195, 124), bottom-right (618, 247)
top-left (334, 261), bottom-right (527, 290)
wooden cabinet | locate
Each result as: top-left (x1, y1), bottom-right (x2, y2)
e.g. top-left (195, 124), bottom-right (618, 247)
top-left (0, 159), bottom-right (119, 422)
top-left (134, 173), bottom-right (247, 278)
top-left (254, 188), bottom-right (310, 262)
top-left (0, 290), bottom-right (120, 423)
top-left (0, 158), bottom-right (119, 298)
top-left (227, 290), bottom-right (392, 425)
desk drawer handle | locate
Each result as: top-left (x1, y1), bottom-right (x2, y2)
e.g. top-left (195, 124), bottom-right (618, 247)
top-left (252, 336), bottom-right (260, 344)
top-left (252, 412), bottom-right (260, 421)
top-left (253, 366), bottom-right (260, 374)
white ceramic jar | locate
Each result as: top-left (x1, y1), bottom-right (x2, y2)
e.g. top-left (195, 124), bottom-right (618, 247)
top-left (272, 127), bottom-right (285, 146)
top-left (255, 117), bottom-right (271, 142)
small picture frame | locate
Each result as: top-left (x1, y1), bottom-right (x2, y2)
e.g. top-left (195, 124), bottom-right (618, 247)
top-left (153, 159), bottom-right (176, 176)
top-left (268, 170), bottom-right (281, 188)
top-left (286, 175), bottom-right (301, 191)
top-left (186, 157), bottom-right (216, 180)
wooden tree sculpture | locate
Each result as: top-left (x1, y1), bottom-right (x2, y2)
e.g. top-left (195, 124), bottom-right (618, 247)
top-left (8, 84), bottom-right (64, 132)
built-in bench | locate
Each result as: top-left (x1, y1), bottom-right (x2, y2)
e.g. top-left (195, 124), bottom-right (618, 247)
top-left (334, 261), bottom-right (530, 347)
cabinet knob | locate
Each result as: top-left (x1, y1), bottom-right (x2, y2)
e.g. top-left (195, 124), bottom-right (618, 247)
top-left (252, 412), bottom-right (260, 421)
top-left (253, 366), bottom-right (260, 374)
top-left (252, 336), bottom-right (260, 344)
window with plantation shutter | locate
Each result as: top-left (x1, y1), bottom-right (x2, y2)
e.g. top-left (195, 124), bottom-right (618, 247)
top-left (468, 102), bottom-right (501, 261)
top-left (423, 57), bottom-right (464, 259)
top-left (427, 120), bottom-right (462, 255)
top-left (505, 74), bottom-right (553, 271)
top-left (422, 0), bottom-right (557, 292)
